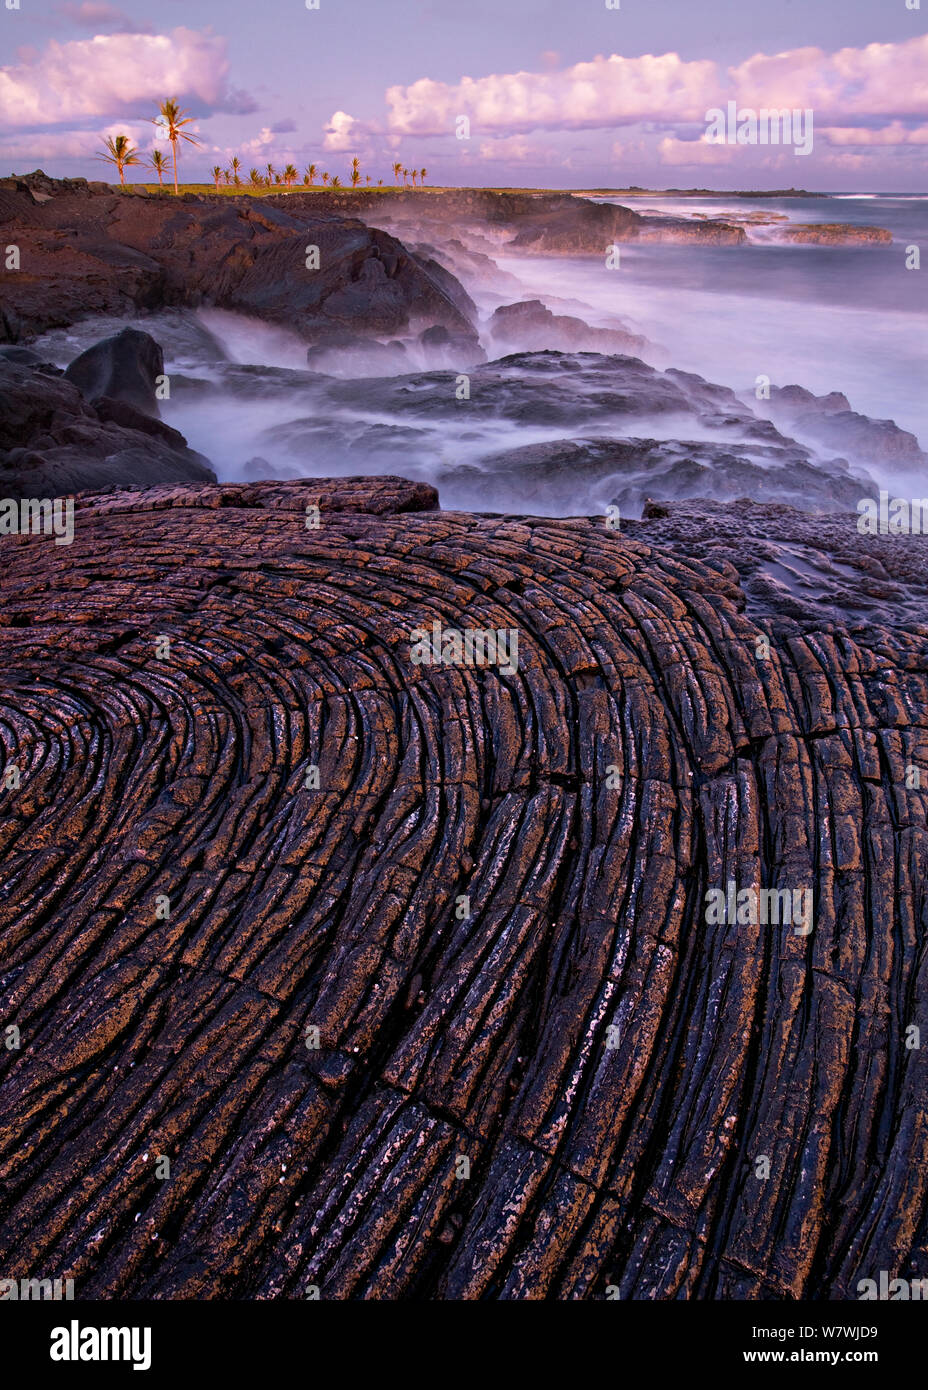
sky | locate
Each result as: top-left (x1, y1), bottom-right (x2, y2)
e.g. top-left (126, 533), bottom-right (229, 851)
top-left (1, 0), bottom-right (927, 191)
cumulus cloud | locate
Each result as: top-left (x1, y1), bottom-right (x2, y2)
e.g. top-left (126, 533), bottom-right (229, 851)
top-left (56, 3), bottom-right (154, 33)
top-left (819, 153), bottom-right (870, 172)
top-left (238, 127), bottom-right (277, 154)
top-left (0, 27), bottom-right (256, 129)
top-left (386, 52), bottom-right (718, 137)
top-left (323, 110), bottom-right (358, 151)
top-left (0, 119), bottom-right (151, 166)
top-left (729, 36), bottom-right (928, 125)
top-left (821, 122), bottom-right (928, 147)
top-left (384, 34), bottom-right (928, 151)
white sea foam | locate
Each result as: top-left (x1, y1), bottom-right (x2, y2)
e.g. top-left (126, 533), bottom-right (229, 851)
top-left (28, 194), bottom-right (926, 512)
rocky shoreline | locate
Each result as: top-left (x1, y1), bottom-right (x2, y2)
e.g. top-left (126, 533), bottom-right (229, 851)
top-left (0, 173), bottom-right (919, 510)
top-left (0, 175), bottom-right (894, 352)
top-left (6, 318), bottom-right (924, 512)
top-left (0, 175), bottom-right (479, 350)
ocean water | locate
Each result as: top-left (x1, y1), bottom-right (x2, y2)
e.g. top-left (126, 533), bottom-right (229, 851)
top-left (30, 193), bottom-right (928, 511)
top-left (506, 193), bottom-right (928, 446)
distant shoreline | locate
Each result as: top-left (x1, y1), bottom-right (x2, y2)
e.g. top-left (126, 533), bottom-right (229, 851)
top-left (127, 184), bottom-right (826, 199)
top-left (10, 168), bottom-right (917, 199)
top-left (569, 187), bottom-right (821, 198)
top-left (4, 175), bottom-right (833, 200)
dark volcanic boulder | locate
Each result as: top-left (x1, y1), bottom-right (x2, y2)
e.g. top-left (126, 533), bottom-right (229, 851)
top-left (0, 359), bottom-right (97, 450)
top-left (505, 194), bottom-right (640, 254)
top-left (90, 394), bottom-right (190, 447)
top-left (0, 358), bottom-right (214, 497)
top-left (64, 327), bottom-right (165, 416)
top-left (488, 299), bottom-right (648, 355)
top-left (419, 324), bottom-right (451, 347)
top-left (7, 169), bottom-right (94, 198)
top-left (758, 383), bottom-right (928, 470)
top-left (443, 433), bottom-right (869, 515)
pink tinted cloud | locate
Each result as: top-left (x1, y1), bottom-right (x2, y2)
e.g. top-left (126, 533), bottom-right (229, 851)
top-left (0, 120), bottom-right (151, 165)
top-left (386, 52), bottom-right (719, 136)
top-left (477, 134), bottom-right (559, 164)
top-left (0, 27), bottom-right (255, 128)
top-left (822, 122), bottom-right (928, 147)
top-left (323, 111), bottom-right (358, 151)
top-left (729, 36), bottom-right (928, 123)
top-left (385, 35), bottom-right (928, 142)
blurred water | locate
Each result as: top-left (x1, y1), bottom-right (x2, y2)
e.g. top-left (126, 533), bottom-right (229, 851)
top-left (29, 193), bottom-right (927, 510)
top-left (505, 194), bottom-right (928, 448)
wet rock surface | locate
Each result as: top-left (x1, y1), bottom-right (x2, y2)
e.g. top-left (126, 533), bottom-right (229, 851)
top-left (10, 326), bottom-right (899, 515)
top-left (0, 177), bottom-right (478, 350)
top-left (271, 188), bottom-right (762, 255)
top-left (246, 351), bottom-right (877, 514)
top-left (0, 478), bottom-right (925, 1299)
top-left (0, 357), bottom-right (214, 497)
top-left (776, 224), bottom-right (893, 246)
top-left (755, 384), bottom-right (928, 474)
top-left (63, 327), bottom-right (166, 416)
top-left (446, 433), bottom-right (869, 514)
top-left (636, 216), bottom-right (747, 245)
top-left (487, 300), bottom-right (648, 356)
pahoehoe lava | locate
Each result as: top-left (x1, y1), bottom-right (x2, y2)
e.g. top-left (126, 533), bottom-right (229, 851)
top-left (0, 479), bottom-right (926, 1300)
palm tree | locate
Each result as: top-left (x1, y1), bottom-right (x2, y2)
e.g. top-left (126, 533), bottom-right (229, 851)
top-left (377, 178), bottom-right (384, 186)
top-left (147, 148), bottom-right (170, 188)
top-left (420, 168), bottom-right (427, 186)
top-left (283, 163), bottom-right (298, 189)
top-left (223, 168), bottom-right (232, 185)
top-left (305, 163), bottom-right (317, 186)
top-left (350, 156), bottom-right (361, 187)
top-left (330, 174), bottom-right (341, 188)
top-left (154, 99), bottom-right (201, 195)
top-left (231, 156), bottom-right (241, 186)
top-left (322, 171), bottom-right (330, 186)
top-left (249, 168), bottom-right (261, 188)
top-left (212, 165), bottom-right (222, 191)
top-left (98, 133), bottom-right (141, 187)
top-left (392, 161), bottom-right (402, 184)
top-left (402, 167), bottom-right (408, 186)
top-left (265, 162), bottom-right (275, 188)
top-left (366, 174), bottom-right (372, 184)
